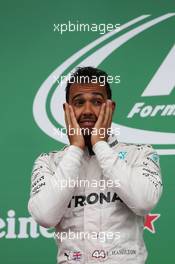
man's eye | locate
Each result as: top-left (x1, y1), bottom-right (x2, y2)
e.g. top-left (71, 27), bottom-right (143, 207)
top-left (74, 100), bottom-right (84, 106)
top-left (93, 99), bottom-right (102, 106)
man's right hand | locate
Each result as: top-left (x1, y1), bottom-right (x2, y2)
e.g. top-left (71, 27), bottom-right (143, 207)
top-left (63, 103), bottom-right (85, 150)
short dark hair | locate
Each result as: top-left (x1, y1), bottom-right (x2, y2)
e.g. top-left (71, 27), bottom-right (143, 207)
top-left (65, 66), bottom-right (112, 102)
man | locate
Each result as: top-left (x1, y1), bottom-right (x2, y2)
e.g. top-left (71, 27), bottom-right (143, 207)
top-left (28, 67), bottom-right (163, 264)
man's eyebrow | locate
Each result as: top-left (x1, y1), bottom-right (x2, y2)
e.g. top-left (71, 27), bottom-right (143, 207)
top-left (91, 92), bottom-right (105, 98)
top-left (71, 94), bottom-right (83, 101)
top-left (71, 92), bottom-right (104, 101)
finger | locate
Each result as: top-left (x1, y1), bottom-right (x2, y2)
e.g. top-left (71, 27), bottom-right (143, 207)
top-left (63, 104), bottom-right (68, 124)
top-left (64, 105), bottom-right (70, 134)
top-left (63, 105), bottom-right (70, 139)
top-left (65, 103), bottom-right (72, 128)
top-left (103, 100), bottom-right (110, 125)
top-left (64, 109), bottom-right (68, 127)
top-left (107, 101), bottom-right (113, 127)
top-left (95, 103), bottom-right (106, 127)
top-left (69, 105), bottom-right (79, 128)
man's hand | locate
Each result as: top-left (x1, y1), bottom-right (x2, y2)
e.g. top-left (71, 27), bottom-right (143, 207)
top-left (64, 103), bottom-right (85, 150)
top-left (91, 100), bottom-right (113, 146)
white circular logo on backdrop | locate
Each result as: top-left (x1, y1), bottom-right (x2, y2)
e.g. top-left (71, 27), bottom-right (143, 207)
top-left (33, 13), bottom-right (175, 155)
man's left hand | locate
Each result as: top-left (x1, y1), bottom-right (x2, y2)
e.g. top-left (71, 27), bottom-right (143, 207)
top-left (91, 100), bottom-right (113, 146)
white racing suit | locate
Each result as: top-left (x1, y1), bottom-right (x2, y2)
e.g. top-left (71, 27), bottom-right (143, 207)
top-left (28, 135), bottom-right (163, 264)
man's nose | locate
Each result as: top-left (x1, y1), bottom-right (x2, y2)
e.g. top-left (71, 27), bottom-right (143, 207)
top-left (82, 101), bottom-right (93, 114)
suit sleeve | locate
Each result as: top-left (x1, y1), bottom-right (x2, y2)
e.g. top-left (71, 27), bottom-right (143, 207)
top-left (93, 141), bottom-right (163, 216)
top-left (28, 146), bottom-right (83, 228)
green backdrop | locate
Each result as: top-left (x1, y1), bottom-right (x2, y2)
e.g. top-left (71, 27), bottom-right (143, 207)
top-left (0, 0), bottom-right (175, 263)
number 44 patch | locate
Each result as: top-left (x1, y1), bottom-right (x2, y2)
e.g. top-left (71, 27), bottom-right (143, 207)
top-left (92, 250), bottom-right (106, 259)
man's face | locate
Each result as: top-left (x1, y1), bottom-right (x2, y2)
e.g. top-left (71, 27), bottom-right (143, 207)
top-left (68, 82), bottom-right (115, 135)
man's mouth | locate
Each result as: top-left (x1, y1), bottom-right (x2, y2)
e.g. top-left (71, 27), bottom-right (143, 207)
top-left (79, 120), bottom-right (96, 127)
